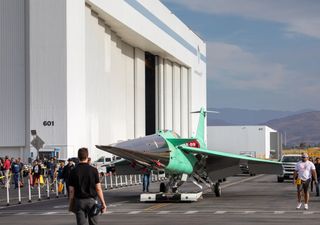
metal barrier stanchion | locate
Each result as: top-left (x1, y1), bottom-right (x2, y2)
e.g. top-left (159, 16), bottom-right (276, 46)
top-left (134, 174), bottom-right (137, 185)
top-left (138, 174), bottom-right (142, 184)
top-left (46, 178), bottom-right (50, 199)
top-left (104, 174), bottom-right (108, 190)
top-left (110, 172), bottom-right (113, 189)
top-left (6, 182), bottom-right (10, 206)
top-left (115, 175), bottom-right (118, 188)
top-left (125, 175), bottom-right (128, 186)
top-left (28, 178), bottom-right (32, 202)
top-left (38, 180), bottom-right (41, 201)
top-left (130, 175), bottom-right (133, 185)
top-left (151, 171), bottom-right (154, 182)
top-left (64, 181), bottom-right (67, 197)
top-left (18, 177), bottom-right (21, 204)
top-left (120, 175), bottom-right (123, 187)
top-left (55, 179), bottom-right (59, 198)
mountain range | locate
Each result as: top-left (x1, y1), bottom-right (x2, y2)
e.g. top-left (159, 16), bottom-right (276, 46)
top-left (207, 108), bottom-right (320, 147)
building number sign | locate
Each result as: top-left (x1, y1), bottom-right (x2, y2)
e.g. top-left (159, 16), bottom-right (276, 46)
top-left (43, 121), bottom-right (55, 126)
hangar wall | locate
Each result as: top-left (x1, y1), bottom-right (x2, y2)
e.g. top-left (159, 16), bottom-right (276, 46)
top-left (0, 0), bottom-right (206, 161)
top-left (84, 6), bottom-right (139, 158)
top-left (0, 0), bottom-right (26, 158)
top-left (28, 0), bottom-right (67, 158)
top-left (82, 5), bottom-right (193, 158)
top-left (88, 0), bottom-right (207, 137)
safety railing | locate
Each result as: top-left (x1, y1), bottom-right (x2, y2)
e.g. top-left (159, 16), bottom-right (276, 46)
top-left (0, 171), bottom-right (166, 207)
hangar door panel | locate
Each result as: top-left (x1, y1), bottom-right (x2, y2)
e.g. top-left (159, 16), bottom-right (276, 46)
top-left (85, 7), bottom-right (134, 158)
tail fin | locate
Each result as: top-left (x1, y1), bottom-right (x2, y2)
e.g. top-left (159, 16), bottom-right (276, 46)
top-left (191, 107), bottom-right (218, 142)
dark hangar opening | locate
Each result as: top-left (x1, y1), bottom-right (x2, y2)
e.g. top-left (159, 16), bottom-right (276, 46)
top-left (145, 52), bottom-right (156, 135)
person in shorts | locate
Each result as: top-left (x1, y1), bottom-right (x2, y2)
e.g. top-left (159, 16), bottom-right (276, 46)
top-left (294, 153), bottom-right (317, 210)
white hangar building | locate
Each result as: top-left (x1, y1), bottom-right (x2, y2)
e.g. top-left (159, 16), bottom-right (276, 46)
top-left (0, 0), bottom-right (206, 161)
top-left (207, 126), bottom-right (282, 159)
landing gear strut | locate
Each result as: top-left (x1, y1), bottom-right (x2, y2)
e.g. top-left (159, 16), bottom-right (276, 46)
top-left (213, 182), bottom-right (221, 197)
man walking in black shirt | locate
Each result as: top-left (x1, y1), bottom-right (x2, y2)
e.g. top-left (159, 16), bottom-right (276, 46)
top-left (69, 148), bottom-right (107, 225)
top-left (62, 158), bottom-right (75, 197)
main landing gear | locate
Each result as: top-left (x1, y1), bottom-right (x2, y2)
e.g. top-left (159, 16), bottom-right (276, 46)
top-left (213, 182), bottom-right (221, 197)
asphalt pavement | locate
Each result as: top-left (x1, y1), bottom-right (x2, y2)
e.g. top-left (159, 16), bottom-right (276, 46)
top-left (0, 174), bottom-right (320, 225)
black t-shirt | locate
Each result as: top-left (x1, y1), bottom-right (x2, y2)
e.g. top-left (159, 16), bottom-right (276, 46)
top-left (69, 163), bottom-right (99, 199)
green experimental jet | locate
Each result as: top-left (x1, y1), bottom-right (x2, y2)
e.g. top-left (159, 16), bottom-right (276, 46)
top-left (96, 108), bottom-right (282, 197)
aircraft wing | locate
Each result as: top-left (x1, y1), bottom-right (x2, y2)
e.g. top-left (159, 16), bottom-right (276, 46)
top-left (96, 145), bottom-right (167, 175)
top-left (181, 146), bottom-right (283, 181)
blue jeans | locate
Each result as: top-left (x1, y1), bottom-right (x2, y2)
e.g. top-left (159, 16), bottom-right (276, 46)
top-left (143, 174), bottom-right (150, 192)
top-left (13, 173), bottom-right (19, 189)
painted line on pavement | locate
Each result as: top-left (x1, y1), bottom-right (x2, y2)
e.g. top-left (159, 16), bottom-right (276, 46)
top-left (303, 211), bottom-right (314, 215)
top-left (184, 211), bottom-right (198, 214)
top-left (144, 203), bottom-right (170, 211)
top-left (274, 211), bottom-right (285, 214)
top-left (221, 175), bottom-right (264, 189)
top-left (214, 211), bottom-right (226, 214)
top-left (243, 211), bottom-right (256, 214)
top-left (1, 210), bottom-right (320, 216)
top-left (128, 211), bottom-right (142, 214)
top-left (157, 211), bottom-right (170, 214)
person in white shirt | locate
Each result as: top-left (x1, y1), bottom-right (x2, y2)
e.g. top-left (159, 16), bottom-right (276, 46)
top-left (294, 153), bottom-right (317, 210)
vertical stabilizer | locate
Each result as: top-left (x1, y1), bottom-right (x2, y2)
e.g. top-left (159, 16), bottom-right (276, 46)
top-left (194, 107), bottom-right (206, 142)
top-left (192, 108), bottom-right (218, 144)
top-left (196, 108), bottom-right (206, 142)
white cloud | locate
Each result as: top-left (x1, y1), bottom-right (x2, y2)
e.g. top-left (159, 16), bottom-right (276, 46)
top-left (207, 42), bottom-right (288, 90)
top-left (206, 41), bottom-right (320, 101)
top-left (163, 0), bottom-right (320, 39)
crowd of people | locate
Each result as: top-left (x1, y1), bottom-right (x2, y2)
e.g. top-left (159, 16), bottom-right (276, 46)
top-left (0, 156), bottom-right (24, 189)
top-left (0, 150), bottom-right (107, 225)
top-left (0, 156), bottom-right (76, 192)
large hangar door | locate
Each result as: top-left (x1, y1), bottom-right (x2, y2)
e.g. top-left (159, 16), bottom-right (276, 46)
top-left (145, 52), bottom-right (156, 135)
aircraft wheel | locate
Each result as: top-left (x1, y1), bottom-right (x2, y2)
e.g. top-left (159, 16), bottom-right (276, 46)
top-left (214, 183), bottom-right (221, 197)
top-left (160, 182), bottom-right (166, 193)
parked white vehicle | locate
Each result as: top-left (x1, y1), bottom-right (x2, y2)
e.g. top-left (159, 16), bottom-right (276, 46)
top-left (277, 154), bottom-right (301, 182)
top-left (93, 156), bottom-right (122, 173)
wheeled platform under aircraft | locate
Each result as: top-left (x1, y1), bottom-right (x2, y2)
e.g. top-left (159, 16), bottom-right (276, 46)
top-left (96, 108), bottom-right (283, 198)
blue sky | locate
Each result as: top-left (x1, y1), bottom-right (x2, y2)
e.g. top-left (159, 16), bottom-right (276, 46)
top-left (161, 0), bottom-right (320, 111)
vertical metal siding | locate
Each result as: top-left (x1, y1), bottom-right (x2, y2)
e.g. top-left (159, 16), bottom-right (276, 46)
top-left (0, 0), bottom-right (26, 147)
